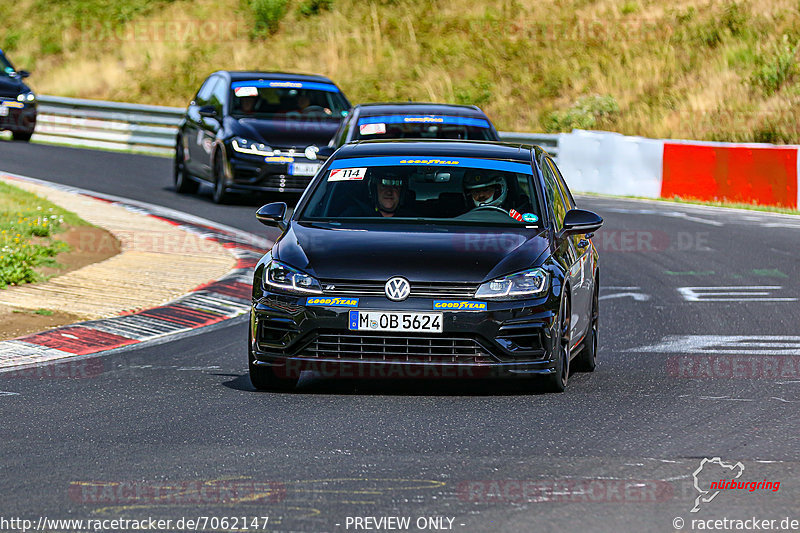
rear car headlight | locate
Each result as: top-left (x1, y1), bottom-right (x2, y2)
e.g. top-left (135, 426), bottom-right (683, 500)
top-left (264, 260), bottom-right (322, 295)
top-left (475, 268), bottom-right (549, 300)
top-left (232, 137), bottom-right (273, 156)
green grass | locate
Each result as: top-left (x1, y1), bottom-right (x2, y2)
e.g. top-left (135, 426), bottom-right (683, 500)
top-left (0, 181), bottom-right (89, 288)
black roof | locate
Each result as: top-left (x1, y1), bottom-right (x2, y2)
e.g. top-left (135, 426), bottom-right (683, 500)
top-left (355, 102), bottom-right (487, 117)
top-left (222, 71), bottom-right (338, 84)
top-left (333, 139), bottom-right (541, 162)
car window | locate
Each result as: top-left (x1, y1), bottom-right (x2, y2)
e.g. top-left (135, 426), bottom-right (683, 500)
top-left (547, 158), bottom-right (576, 209)
top-left (194, 76), bottom-right (217, 106)
top-left (230, 79), bottom-right (349, 120)
top-left (540, 158), bottom-right (567, 230)
top-left (331, 111), bottom-right (353, 147)
top-left (209, 77), bottom-right (228, 113)
top-left (301, 157), bottom-right (541, 227)
top-left (354, 115), bottom-right (495, 142)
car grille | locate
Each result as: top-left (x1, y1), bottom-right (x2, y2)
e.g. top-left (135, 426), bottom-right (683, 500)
top-left (302, 333), bottom-right (494, 364)
top-left (261, 174), bottom-right (311, 191)
top-left (320, 279), bottom-right (479, 299)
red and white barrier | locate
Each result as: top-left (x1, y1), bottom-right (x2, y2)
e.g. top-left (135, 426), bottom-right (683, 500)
top-left (558, 130), bottom-right (800, 209)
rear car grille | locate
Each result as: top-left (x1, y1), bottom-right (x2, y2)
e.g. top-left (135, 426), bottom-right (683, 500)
top-left (303, 333), bottom-right (494, 364)
top-left (320, 280), bottom-right (480, 299)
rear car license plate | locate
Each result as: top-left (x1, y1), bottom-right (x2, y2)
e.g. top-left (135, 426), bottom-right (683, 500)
top-left (289, 162), bottom-right (321, 176)
top-left (349, 311), bottom-right (443, 333)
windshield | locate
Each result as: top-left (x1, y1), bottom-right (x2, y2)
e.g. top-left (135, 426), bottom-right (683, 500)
top-left (230, 79), bottom-right (349, 120)
top-left (0, 53), bottom-right (15, 77)
top-left (355, 115), bottom-right (495, 141)
top-left (300, 156), bottom-right (541, 227)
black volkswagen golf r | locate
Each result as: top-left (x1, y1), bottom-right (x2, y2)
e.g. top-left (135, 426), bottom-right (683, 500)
top-left (0, 49), bottom-right (37, 141)
top-left (249, 140), bottom-right (603, 392)
top-left (174, 71), bottom-right (350, 203)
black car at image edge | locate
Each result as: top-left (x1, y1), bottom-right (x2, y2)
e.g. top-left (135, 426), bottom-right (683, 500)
top-left (249, 140), bottom-right (603, 393)
top-left (174, 71), bottom-right (350, 203)
top-left (0, 49), bottom-right (37, 141)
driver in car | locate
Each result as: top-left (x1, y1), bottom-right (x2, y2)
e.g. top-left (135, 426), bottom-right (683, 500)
top-left (340, 171), bottom-right (416, 217)
top-left (463, 171), bottom-right (508, 210)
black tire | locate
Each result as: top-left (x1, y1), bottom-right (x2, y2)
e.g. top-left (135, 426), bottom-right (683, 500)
top-left (212, 153), bottom-right (229, 204)
top-left (12, 131), bottom-right (32, 142)
top-left (248, 327), bottom-right (298, 391)
top-left (573, 283), bottom-right (599, 372)
top-left (541, 296), bottom-right (570, 393)
top-left (174, 139), bottom-right (199, 194)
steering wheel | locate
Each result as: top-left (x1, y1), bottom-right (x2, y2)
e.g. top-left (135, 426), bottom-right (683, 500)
top-left (302, 105), bottom-right (328, 115)
top-left (472, 205), bottom-right (508, 214)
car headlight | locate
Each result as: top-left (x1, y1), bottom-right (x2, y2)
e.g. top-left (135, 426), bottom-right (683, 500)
top-left (232, 137), bottom-right (273, 156)
top-left (475, 268), bottom-right (549, 300)
top-left (304, 145), bottom-right (319, 160)
top-left (16, 92), bottom-right (35, 103)
top-left (264, 260), bottom-right (322, 295)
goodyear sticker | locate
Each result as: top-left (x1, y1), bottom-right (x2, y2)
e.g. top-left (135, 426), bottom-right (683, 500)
top-left (329, 167), bottom-right (367, 181)
top-left (359, 123), bottom-right (386, 135)
top-left (265, 155), bottom-right (294, 163)
top-left (522, 213), bottom-right (539, 223)
top-left (404, 116), bottom-right (444, 123)
top-left (399, 159), bottom-right (460, 165)
top-left (0, 101), bottom-right (24, 108)
top-left (306, 297), bottom-right (359, 307)
top-left (433, 300), bottom-right (487, 311)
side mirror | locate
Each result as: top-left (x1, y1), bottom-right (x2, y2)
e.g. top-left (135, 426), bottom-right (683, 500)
top-left (560, 209), bottom-right (603, 239)
top-left (316, 145), bottom-right (335, 160)
top-left (256, 202), bottom-right (288, 230)
top-left (17, 70), bottom-right (30, 78)
top-left (198, 105), bottom-right (217, 118)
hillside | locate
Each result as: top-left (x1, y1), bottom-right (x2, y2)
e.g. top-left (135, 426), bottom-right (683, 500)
top-left (1, 0), bottom-right (799, 143)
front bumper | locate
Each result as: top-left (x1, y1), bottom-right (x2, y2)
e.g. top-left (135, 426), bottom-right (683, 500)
top-left (0, 102), bottom-right (36, 133)
top-left (227, 150), bottom-right (321, 193)
top-left (250, 291), bottom-right (560, 379)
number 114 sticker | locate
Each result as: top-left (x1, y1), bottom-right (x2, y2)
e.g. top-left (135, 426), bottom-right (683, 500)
top-left (329, 167), bottom-right (367, 181)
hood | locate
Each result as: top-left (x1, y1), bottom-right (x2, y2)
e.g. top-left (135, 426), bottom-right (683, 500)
top-left (0, 76), bottom-right (29, 98)
top-left (228, 116), bottom-right (340, 149)
top-left (274, 222), bottom-right (552, 283)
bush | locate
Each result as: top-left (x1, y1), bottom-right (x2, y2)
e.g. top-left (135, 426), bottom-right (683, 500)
top-left (299, 0), bottom-right (333, 17)
top-left (249, 0), bottom-right (288, 38)
top-left (750, 36), bottom-right (798, 95)
top-left (544, 95), bottom-right (620, 132)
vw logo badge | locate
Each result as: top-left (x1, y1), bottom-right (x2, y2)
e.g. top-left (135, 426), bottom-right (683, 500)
top-left (385, 277), bottom-right (410, 302)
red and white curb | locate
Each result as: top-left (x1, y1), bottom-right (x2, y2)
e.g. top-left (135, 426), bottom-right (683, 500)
top-left (0, 173), bottom-right (269, 371)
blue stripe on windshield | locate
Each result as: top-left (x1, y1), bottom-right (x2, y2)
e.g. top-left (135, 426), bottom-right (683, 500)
top-left (231, 80), bottom-right (340, 93)
top-left (358, 115), bottom-right (491, 128)
top-left (328, 156), bottom-right (532, 174)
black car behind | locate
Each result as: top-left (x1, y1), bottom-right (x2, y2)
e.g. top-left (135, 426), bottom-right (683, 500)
top-left (0, 49), bottom-right (36, 142)
top-left (249, 140), bottom-right (603, 393)
top-left (174, 71), bottom-right (350, 203)
top-left (319, 102), bottom-right (500, 159)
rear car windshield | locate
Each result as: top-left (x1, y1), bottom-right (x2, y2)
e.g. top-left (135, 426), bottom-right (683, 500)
top-left (300, 156), bottom-right (541, 227)
top-left (355, 115), bottom-right (495, 141)
top-left (230, 80), bottom-right (349, 120)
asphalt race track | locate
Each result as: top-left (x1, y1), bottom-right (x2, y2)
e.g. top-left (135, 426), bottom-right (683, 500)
top-left (1, 141), bottom-right (799, 532)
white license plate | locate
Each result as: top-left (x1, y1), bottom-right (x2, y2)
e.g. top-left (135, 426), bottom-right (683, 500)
top-left (349, 311), bottom-right (443, 333)
top-left (0, 106), bottom-right (8, 116)
top-left (289, 162), bottom-right (321, 176)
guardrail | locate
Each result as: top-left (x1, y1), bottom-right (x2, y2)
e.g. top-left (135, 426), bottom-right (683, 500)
top-left (34, 95), bottom-right (183, 156)
top-left (31, 95), bottom-right (560, 158)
